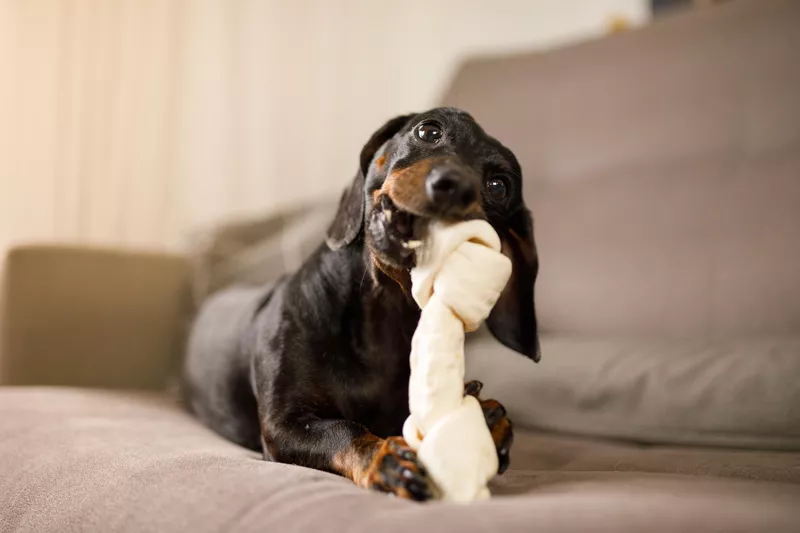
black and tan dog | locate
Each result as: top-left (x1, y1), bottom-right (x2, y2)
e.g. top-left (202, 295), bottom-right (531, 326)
top-left (183, 107), bottom-right (539, 501)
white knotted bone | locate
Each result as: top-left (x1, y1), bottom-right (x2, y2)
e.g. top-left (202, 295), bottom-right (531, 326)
top-left (402, 220), bottom-right (512, 502)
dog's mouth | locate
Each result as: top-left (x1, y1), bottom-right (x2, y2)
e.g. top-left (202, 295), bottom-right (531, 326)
top-left (367, 194), bottom-right (431, 270)
top-left (382, 196), bottom-right (426, 248)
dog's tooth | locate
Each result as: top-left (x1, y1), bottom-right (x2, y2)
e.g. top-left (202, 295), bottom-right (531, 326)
top-left (405, 240), bottom-right (423, 250)
top-left (383, 209), bottom-right (392, 222)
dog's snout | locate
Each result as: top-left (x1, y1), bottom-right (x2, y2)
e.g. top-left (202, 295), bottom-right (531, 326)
top-left (425, 167), bottom-right (478, 215)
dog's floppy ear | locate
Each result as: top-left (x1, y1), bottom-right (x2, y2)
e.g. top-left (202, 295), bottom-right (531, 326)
top-left (486, 207), bottom-right (541, 362)
top-left (326, 113), bottom-right (416, 250)
top-left (325, 172), bottom-right (366, 251)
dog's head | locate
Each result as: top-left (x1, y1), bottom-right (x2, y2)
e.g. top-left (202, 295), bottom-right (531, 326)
top-left (326, 107), bottom-right (540, 362)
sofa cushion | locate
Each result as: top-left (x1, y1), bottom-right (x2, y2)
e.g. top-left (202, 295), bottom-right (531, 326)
top-left (0, 246), bottom-right (190, 389)
top-left (184, 202), bottom-right (336, 308)
top-left (1, 387), bottom-right (799, 533)
top-left (467, 332), bottom-right (800, 450)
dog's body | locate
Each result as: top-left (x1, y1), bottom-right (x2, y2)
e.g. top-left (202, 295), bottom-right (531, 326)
top-left (183, 108), bottom-right (539, 500)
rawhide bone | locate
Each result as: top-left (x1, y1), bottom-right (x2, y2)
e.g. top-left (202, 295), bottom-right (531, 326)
top-left (402, 219), bottom-right (512, 502)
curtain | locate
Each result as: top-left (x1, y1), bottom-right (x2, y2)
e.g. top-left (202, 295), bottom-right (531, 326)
top-left (0, 0), bottom-right (649, 257)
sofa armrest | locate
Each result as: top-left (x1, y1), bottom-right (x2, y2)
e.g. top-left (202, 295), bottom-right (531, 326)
top-left (0, 245), bottom-right (191, 389)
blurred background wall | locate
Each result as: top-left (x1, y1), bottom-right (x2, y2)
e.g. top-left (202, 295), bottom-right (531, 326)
top-left (0, 0), bottom-right (650, 259)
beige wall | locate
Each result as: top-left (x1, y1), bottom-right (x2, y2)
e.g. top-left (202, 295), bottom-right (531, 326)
top-left (0, 0), bottom-right (649, 258)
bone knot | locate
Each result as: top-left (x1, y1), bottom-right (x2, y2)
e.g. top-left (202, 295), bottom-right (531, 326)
top-left (403, 220), bottom-right (512, 502)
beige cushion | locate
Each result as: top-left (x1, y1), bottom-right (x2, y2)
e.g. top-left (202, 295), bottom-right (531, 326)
top-left (467, 332), bottom-right (800, 450)
top-left (2, 387), bottom-right (799, 533)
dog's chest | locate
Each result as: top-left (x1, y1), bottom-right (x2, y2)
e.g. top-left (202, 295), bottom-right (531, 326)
top-left (331, 280), bottom-right (419, 436)
top-left (334, 335), bottom-right (411, 433)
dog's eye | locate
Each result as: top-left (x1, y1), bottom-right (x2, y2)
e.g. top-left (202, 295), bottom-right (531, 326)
top-left (486, 177), bottom-right (508, 201)
top-left (417, 121), bottom-right (443, 143)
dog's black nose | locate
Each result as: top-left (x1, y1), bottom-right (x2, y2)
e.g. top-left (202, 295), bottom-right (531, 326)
top-left (426, 167), bottom-right (478, 216)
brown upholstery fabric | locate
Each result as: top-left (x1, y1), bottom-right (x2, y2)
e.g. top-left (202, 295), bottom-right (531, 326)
top-left (1, 388), bottom-right (798, 533)
top-left (440, 0), bottom-right (800, 337)
top-left (0, 246), bottom-right (191, 389)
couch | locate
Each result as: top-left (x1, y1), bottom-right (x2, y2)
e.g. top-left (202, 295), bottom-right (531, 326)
top-left (2, 1), bottom-right (799, 531)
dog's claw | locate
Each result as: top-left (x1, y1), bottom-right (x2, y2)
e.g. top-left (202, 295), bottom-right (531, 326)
top-left (464, 380), bottom-right (484, 397)
top-left (363, 437), bottom-right (435, 501)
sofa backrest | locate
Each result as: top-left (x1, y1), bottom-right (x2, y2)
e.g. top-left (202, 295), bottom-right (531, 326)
top-left (440, 0), bottom-right (800, 338)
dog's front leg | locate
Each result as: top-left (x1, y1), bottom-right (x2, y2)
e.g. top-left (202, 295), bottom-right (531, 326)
top-left (261, 418), bottom-right (435, 501)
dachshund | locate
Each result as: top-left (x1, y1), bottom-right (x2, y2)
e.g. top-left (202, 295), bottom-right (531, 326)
top-left (182, 107), bottom-right (540, 501)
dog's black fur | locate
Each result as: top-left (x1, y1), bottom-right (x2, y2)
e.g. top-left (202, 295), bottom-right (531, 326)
top-left (182, 108), bottom-right (539, 500)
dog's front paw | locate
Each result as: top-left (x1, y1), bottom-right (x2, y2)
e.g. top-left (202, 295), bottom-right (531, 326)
top-left (361, 437), bottom-right (435, 501)
top-left (465, 380), bottom-right (514, 475)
